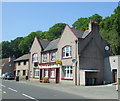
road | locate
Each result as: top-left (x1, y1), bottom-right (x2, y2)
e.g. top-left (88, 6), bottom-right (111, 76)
top-left (1, 80), bottom-right (86, 100)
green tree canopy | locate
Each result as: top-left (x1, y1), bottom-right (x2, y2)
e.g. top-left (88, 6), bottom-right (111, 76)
top-left (18, 31), bottom-right (42, 54)
top-left (72, 14), bottom-right (102, 30)
top-left (45, 23), bottom-right (66, 41)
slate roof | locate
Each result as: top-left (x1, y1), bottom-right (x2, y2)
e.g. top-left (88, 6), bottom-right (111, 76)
top-left (71, 29), bottom-right (84, 38)
top-left (14, 54), bottom-right (30, 62)
top-left (82, 30), bottom-right (90, 38)
top-left (37, 25), bottom-right (91, 52)
top-left (39, 40), bottom-right (50, 49)
top-left (0, 58), bottom-right (14, 69)
top-left (44, 39), bottom-right (59, 52)
top-left (0, 58), bottom-right (9, 67)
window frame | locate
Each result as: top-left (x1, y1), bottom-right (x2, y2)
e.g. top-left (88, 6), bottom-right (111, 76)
top-left (50, 69), bottom-right (55, 78)
top-left (63, 66), bottom-right (73, 79)
top-left (32, 53), bottom-right (38, 62)
top-left (43, 53), bottom-right (47, 62)
top-left (23, 70), bottom-right (26, 76)
top-left (51, 52), bottom-right (56, 61)
top-left (34, 68), bottom-right (40, 77)
top-left (62, 46), bottom-right (72, 58)
top-left (44, 69), bottom-right (48, 77)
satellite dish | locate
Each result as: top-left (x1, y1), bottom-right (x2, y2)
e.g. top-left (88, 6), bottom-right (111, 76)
top-left (72, 59), bottom-right (78, 63)
top-left (105, 46), bottom-right (109, 51)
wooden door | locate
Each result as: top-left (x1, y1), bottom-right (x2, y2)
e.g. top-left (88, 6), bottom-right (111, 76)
top-left (56, 68), bottom-right (59, 83)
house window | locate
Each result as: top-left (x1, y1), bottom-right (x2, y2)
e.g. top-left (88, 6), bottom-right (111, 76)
top-left (50, 69), bottom-right (55, 77)
top-left (24, 61), bottom-right (26, 65)
top-left (23, 70), bottom-right (26, 76)
top-left (44, 69), bottom-right (48, 77)
top-left (34, 68), bottom-right (39, 77)
top-left (17, 70), bottom-right (20, 76)
top-left (18, 62), bottom-right (20, 66)
top-left (43, 54), bottom-right (47, 62)
top-left (51, 52), bottom-right (56, 61)
top-left (63, 66), bottom-right (73, 79)
top-left (32, 53), bottom-right (38, 62)
top-left (62, 46), bottom-right (72, 58)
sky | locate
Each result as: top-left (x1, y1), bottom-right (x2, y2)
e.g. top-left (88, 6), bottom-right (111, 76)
top-left (2, 2), bottom-right (119, 41)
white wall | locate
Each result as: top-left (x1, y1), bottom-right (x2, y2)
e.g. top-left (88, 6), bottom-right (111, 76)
top-left (104, 55), bottom-right (120, 83)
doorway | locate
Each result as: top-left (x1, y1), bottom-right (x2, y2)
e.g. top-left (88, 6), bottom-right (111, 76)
top-left (40, 69), bottom-right (42, 80)
top-left (112, 69), bottom-right (117, 82)
top-left (56, 68), bottom-right (59, 83)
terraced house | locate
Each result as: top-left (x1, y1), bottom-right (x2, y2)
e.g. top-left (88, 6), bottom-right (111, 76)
top-left (30, 21), bottom-right (111, 86)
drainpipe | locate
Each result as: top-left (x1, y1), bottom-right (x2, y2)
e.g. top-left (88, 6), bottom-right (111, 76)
top-left (75, 40), bottom-right (78, 85)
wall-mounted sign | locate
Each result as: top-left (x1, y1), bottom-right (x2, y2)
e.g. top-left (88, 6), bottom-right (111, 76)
top-left (56, 60), bottom-right (62, 64)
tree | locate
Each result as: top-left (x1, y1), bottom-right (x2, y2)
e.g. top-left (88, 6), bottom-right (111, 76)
top-left (10, 37), bottom-right (24, 58)
top-left (0, 41), bottom-right (12, 59)
top-left (100, 6), bottom-right (120, 55)
top-left (45, 23), bottom-right (66, 40)
top-left (18, 31), bottom-right (42, 54)
top-left (89, 14), bottom-right (102, 24)
top-left (72, 18), bottom-right (89, 30)
top-left (72, 14), bottom-right (102, 30)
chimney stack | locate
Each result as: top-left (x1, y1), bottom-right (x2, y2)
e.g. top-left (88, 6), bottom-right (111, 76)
top-left (89, 21), bottom-right (99, 32)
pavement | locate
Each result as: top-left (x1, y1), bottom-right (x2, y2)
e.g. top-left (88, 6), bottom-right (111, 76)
top-left (17, 79), bottom-right (118, 99)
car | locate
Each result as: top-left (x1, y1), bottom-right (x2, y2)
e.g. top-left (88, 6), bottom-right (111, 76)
top-left (3, 73), bottom-right (15, 80)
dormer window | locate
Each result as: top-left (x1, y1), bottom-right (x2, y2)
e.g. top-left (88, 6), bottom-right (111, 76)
top-left (43, 54), bottom-right (47, 62)
top-left (62, 46), bottom-right (72, 58)
top-left (32, 53), bottom-right (38, 62)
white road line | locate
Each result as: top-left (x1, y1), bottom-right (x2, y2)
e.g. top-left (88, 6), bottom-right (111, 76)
top-left (0, 85), bottom-right (6, 87)
top-left (22, 93), bottom-right (39, 101)
top-left (8, 87), bottom-right (18, 92)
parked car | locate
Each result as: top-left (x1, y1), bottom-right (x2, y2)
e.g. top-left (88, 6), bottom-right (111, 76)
top-left (2, 73), bottom-right (15, 80)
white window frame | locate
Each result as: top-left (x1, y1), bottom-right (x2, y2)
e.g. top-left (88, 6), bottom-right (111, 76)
top-left (50, 69), bottom-right (55, 78)
top-left (62, 46), bottom-right (72, 58)
top-left (34, 68), bottom-right (40, 77)
top-left (43, 54), bottom-right (47, 62)
top-left (63, 66), bottom-right (73, 79)
top-left (51, 52), bottom-right (56, 61)
top-left (44, 69), bottom-right (48, 77)
top-left (32, 53), bottom-right (38, 62)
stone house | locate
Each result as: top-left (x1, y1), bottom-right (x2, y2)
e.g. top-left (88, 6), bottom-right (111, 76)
top-left (14, 54), bottom-right (30, 79)
top-left (30, 21), bottom-right (111, 85)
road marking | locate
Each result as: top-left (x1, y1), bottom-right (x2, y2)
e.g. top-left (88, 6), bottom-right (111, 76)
top-left (22, 93), bottom-right (39, 101)
top-left (1, 85), bottom-right (6, 87)
top-left (8, 87), bottom-right (18, 92)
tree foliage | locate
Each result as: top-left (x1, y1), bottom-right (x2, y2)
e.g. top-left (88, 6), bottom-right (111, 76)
top-left (72, 14), bottom-right (102, 30)
top-left (44, 23), bottom-right (66, 40)
top-left (100, 6), bottom-right (120, 55)
top-left (18, 31), bottom-right (42, 54)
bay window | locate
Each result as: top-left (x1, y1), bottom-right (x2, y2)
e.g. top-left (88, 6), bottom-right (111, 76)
top-left (62, 46), bottom-right (72, 58)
